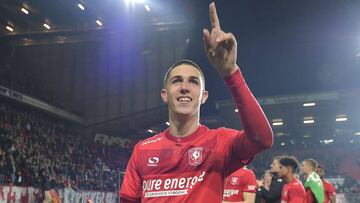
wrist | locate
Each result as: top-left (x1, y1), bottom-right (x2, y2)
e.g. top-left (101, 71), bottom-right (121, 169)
top-left (219, 65), bottom-right (239, 78)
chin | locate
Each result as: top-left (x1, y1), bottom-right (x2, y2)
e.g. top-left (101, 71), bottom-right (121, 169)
top-left (174, 108), bottom-right (197, 116)
top-left (175, 111), bottom-right (195, 116)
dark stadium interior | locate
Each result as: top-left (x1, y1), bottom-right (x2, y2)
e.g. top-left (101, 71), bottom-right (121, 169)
top-left (1, 0), bottom-right (360, 202)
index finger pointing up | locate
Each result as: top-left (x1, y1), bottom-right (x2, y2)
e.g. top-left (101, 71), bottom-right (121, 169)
top-left (209, 2), bottom-right (220, 29)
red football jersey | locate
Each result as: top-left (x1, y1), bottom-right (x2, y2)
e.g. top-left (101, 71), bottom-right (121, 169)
top-left (305, 188), bottom-right (315, 203)
top-left (120, 69), bottom-right (273, 203)
top-left (281, 178), bottom-right (306, 203)
top-left (223, 167), bottom-right (258, 202)
top-left (322, 179), bottom-right (336, 203)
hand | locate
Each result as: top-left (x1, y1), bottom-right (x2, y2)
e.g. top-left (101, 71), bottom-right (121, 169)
top-left (257, 180), bottom-right (263, 187)
top-left (203, 2), bottom-right (239, 77)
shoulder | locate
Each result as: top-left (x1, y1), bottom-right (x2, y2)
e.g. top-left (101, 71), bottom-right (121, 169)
top-left (135, 133), bottom-right (165, 149)
top-left (211, 127), bottom-right (243, 137)
top-left (323, 179), bottom-right (332, 185)
top-left (242, 168), bottom-right (256, 177)
top-left (290, 179), bottom-right (304, 189)
top-left (292, 179), bottom-right (302, 186)
top-left (323, 179), bottom-right (335, 189)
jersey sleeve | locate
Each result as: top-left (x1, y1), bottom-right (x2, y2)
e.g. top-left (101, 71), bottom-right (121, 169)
top-left (327, 181), bottom-right (336, 195)
top-left (242, 170), bottom-right (258, 193)
top-left (222, 69), bottom-right (273, 174)
top-left (119, 143), bottom-right (142, 203)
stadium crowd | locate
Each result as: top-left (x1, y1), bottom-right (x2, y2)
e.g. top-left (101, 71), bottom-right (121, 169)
top-left (0, 103), bottom-right (129, 192)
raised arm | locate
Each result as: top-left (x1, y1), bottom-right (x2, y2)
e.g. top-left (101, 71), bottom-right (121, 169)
top-left (204, 3), bottom-right (273, 160)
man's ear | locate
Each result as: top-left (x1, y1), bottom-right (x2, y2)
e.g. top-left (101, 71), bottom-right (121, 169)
top-left (201, 90), bottom-right (209, 104)
top-left (161, 89), bottom-right (168, 103)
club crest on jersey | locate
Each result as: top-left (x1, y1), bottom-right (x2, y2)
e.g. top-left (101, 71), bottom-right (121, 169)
top-left (188, 147), bottom-right (203, 166)
top-left (231, 177), bottom-right (239, 185)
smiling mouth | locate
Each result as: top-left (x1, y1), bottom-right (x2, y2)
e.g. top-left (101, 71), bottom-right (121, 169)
top-left (177, 97), bottom-right (192, 102)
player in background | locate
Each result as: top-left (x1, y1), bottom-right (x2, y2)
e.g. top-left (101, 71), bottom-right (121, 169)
top-left (278, 156), bottom-right (306, 203)
top-left (223, 166), bottom-right (258, 203)
top-left (316, 165), bottom-right (336, 203)
top-left (301, 159), bottom-right (325, 203)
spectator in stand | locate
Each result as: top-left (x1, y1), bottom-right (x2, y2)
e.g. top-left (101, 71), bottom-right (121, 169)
top-left (0, 103), bottom-right (126, 191)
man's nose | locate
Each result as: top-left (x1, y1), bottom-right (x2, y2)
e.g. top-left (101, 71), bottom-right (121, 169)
top-left (181, 82), bottom-right (189, 90)
top-left (180, 82), bottom-right (190, 93)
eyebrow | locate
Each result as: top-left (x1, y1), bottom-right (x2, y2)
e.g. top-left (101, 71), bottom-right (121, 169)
top-left (169, 75), bottom-right (201, 82)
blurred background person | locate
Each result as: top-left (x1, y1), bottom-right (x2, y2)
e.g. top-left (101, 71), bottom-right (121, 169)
top-left (223, 166), bottom-right (258, 203)
top-left (258, 156), bottom-right (285, 203)
top-left (278, 156), bottom-right (306, 203)
top-left (301, 159), bottom-right (325, 203)
top-left (316, 165), bottom-right (336, 203)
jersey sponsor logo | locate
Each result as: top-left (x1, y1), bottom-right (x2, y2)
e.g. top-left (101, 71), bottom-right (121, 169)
top-left (142, 137), bottom-right (162, 146)
top-left (148, 157), bottom-right (160, 167)
top-left (231, 177), bottom-right (239, 185)
top-left (223, 189), bottom-right (239, 197)
top-left (188, 147), bottom-right (203, 166)
top-left (145, 190), bottom-right (188, 197)
top-left (142, 171), bottom-right (206, 198)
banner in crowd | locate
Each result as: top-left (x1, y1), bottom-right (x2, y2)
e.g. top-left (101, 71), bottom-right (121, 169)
top-left (0, 185), bottom-right (41, 203)
top-left (0, 186), bottom-right (117, 203)
top-left (62, 188), bottom-right (117, 203)
top-left (94, 133), bottom-right (139, 148)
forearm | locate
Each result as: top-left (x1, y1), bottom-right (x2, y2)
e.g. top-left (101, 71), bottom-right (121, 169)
top-left (224, 68), bottom-right (273, 153)
top-left (330, 195), bottom-right (336, 203)
top-left (243, 192), bottom-right (256, 203)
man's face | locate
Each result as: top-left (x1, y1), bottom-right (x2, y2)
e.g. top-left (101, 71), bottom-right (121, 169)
top-left (277, 164), bottom-right (288, 178)
top-left (316, 167), bottom-right (324, 179)
top-left (263, 172), bottom-right (272, 184)
top-left (301, 161), bottom-right (312, 175)
top-left (271, 159), bottom-right (280, 173)
top-left (161, 64), bottom-right (208, 117)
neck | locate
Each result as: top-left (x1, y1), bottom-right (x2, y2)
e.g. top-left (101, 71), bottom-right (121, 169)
top-left (168, 111), bottom-right (200, 137)
top-left (285, 174), bottom-right (295, 183)
top-left (304, 171), bottom-right (313, 179)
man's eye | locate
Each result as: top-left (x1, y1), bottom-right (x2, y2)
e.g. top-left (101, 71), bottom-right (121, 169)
top-left (173, 79), bottom-right (181, 84)
top-left (190, 80), bottom-right (199, 84)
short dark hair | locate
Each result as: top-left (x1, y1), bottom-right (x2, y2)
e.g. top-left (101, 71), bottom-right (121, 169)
top-left (317, 165), bottom-right (324, 170)
top-left (304, 159), bottom-right (318, 171)
top-left (279, 156), bottom-right (299, 173)
top-left (163, 59), bottom-right (205, 89)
